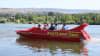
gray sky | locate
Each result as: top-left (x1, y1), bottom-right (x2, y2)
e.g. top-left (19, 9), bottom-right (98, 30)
top-left (0, 0), bottom-right (99, 10)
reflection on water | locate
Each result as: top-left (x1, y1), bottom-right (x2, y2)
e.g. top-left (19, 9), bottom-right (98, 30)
top-left (16, 37), bottom-right (88, 56)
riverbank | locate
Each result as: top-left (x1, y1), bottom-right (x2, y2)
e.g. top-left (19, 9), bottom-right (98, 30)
top-left (0, 23), bottom-right (100, 25)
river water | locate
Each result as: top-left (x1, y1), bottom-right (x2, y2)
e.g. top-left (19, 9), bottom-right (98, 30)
top-left (0, 24), bottom-right (100, 56)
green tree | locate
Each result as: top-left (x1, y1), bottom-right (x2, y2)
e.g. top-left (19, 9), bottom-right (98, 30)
top-left (20, 18), bottom-right (26, 23)
top-left (48, 12), bottom-right (55, 16)
top-left (0, 19), bottom-right (7, 23)
top-left (15, 14), bottom-right (22, 19)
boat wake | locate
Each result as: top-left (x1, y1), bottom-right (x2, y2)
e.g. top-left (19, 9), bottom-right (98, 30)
top-left (90, 38), bottom-right (100, 43)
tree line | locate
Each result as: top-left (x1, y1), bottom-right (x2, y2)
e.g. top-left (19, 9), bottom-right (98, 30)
top-left (0, 12), bottom-right (100, 25)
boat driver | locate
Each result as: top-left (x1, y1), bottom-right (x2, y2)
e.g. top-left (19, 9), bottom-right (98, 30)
top-left (37, 24), bottom-right (41, 30)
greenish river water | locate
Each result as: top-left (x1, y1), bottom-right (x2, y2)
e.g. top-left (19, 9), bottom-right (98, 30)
top-left (0, 24), bottom-right (100, 56)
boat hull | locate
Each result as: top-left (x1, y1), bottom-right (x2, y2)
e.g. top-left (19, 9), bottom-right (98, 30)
top-left (16, 24), bottom-right (90, 42)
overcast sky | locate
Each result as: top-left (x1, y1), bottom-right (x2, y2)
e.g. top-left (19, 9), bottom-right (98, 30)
top-left (0, 0), bottom-right (99, 10)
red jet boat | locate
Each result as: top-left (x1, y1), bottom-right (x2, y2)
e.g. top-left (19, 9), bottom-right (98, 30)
top-left (16, 24), bottom-right (90, 42)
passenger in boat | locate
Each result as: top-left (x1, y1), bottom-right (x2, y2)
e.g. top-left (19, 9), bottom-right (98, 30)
top-left (37, 24), bottom-right (41, 30)
top-left (46, 24), bottom-right (49, 30)
top-left (43, 24), bottom-right (46, 30)
top-left (46, 24), bottom-right (49, 27)
top-left (43, 24), bottom-right (49, 30)
top-left (61, 23), bottom-right (68, 30)
top-left (49, 23), bottom-right (55, 30)
top-left (54, 24), bottom-right (58, 30)
top-left (43, 24), bottom-right (47, 30)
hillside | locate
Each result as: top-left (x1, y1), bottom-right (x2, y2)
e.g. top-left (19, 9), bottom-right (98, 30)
top-left (0, 8), bottom-right (69, 14)
top-left (0, 8), bottom-right (96, 14)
